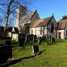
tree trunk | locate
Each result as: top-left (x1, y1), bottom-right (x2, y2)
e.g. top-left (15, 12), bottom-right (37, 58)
top-left (4, 0), bottom-right (14, 36)
top-left (5, 0), bottom-right (14, 29)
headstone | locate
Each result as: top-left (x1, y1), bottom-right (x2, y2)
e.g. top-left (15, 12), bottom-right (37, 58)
top-left (33, 35), bottom-right (37, 42)
top-left (50, 35), bottom-right (55, 43)
top-left (37, 37), bottom-right (42, 45)
top-left (52, 37), bottom-right (55, 43)
top-left (0, 45), bottom-right (12, 64)
top-left (25, 34), bottom-right (33, 42)
top-left (42, 36), bottom-right (46, 41)
top-left (18, 34), bottom-right (25, 46)
top-left (25, 35), bottom-right (29, 42)
top-left (32, 45), bottom-right (39, 54)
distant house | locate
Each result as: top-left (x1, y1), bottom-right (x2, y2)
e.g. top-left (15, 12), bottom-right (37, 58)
top-left (0, 26), bottom-right (19, 41)
top-left (30, 15), bottom-right (57, 38)
top-left (57, 16), bottom-right (67, 39)
top-left (16, 6), bottom-right (40, 35)
top-left (11, 27), bottom-right (19, 41)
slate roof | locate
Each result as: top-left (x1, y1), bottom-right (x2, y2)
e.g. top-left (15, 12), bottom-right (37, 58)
top-left (57, 19), bottom-right (67, 30)
top-left (30, 16), bottom-right (53, 28)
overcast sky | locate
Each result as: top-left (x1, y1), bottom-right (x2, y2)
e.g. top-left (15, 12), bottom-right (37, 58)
top-left (29, 0), bottom-right (67, 21)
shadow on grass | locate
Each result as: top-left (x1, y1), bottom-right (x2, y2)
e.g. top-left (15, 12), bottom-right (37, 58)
top-left (0, 49), bottom-right (46, 67)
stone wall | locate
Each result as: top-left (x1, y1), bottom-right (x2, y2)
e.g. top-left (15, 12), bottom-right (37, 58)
top-left (47, 16), bottom-right (57, 38)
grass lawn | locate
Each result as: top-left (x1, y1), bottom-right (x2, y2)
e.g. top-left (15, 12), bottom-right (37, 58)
top-left (10, 39), bottom-right (67, 67)
top-left (0, 39), bottom-right (67, 67)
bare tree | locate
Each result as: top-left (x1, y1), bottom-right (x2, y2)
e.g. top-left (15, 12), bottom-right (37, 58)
top-left (0, 16), bottom-right (3, 26)
top-left (0, 0), bottom-right (33, 29)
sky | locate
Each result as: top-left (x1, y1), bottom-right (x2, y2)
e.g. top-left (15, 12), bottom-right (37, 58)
top-left (0, 0), bottom-right (67, 26)
top-left (29, 0), bottom-right (67, 21)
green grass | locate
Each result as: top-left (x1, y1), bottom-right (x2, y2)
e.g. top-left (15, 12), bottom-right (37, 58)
top-left (10, 39), bottom-right (67, 67)
top-left (0, 40), bottom-right (5, 45)
top-left (1, 39), bottom-right (67, 67)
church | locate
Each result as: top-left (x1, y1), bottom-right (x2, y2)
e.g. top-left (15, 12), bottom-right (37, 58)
top-left (15, 6), bottom-right (57, 38)
top-left (30, 15), bottom-right (57, 38)
top-left (12, 7), bottom-right (67, 39)
top-left (16, 6), bottom-right (40, 35)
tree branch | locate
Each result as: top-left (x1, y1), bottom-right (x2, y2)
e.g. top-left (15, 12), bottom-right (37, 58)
top-left (0, 3), bottom-right (8, 6)
top-left (0, 8), bottom-right (6, 13)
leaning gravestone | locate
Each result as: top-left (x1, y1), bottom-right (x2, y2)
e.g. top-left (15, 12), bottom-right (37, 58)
top-left (0, 45), bottom-right (12, 64)
top-left (18, 34), bottom-right (25, 46)
top-left (32, 45), bottom-right (40, 55)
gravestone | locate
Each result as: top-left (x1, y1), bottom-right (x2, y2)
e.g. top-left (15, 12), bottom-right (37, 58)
top-left (50, 35), bottom-right (55, 43)
top-left (52, 37), bottom-right (55, 43)
top-left (33, 35), bottom-right (37, 42)
top-left (42, 36), bottom-right (46, 41)
top-left (25, 34), bottom-right (33, 42)
top-left (18, 34), bottom-right (25, 46)
top-left (37, 37), bottom-right (42, 45)
top-left (5, 40), bottom-right (12, 59)
top-left (32, 45), bottom-right (39, 55)
top-left (0, 45), bottom-right (12, 64)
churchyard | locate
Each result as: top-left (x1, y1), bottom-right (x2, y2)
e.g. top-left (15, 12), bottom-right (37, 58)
top-left (0, 37), bottom-right (67, 67)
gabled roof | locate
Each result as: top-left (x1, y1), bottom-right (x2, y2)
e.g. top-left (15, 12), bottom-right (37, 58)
top-left (57, 19), bottom-right (67, 30)
top-left (12, 27), bottom-right (19, 33)
top-left (30, 10), bottom-right (38, 20)
top-left (19, 10), bottom-right (37, 24)
top-left (30, 16), bottom-right (53, 28)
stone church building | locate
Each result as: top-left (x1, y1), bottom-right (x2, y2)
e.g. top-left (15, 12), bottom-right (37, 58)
top-left (16, 6), bottom-right (40, 35)
top-left (30, 15), bottom-right (57, 38)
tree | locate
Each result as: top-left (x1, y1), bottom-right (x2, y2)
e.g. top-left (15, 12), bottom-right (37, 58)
top-left (0, 0), bottom-right (33, 29)
top-left (0, 16), bottom-right (3, 26)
